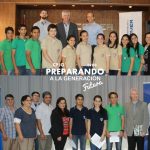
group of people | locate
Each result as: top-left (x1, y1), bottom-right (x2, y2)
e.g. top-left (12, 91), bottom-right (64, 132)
top-left (0, 89), bottom-right (150, 150)
top-left (0, 10), bottom-right (150, 76)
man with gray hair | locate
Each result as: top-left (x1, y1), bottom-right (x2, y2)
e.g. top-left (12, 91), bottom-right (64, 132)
top-left (124, 88), bottom-right (149, 150)
top-left (57, 10), bottom-right (79, 48)
top-left (36, 91), bottom-right (53, 150)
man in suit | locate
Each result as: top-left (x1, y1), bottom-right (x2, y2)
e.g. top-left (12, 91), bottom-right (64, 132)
top-left (124, 88), bottom-right (149, 150)
top-left (56, 10), bottom-right (79, 48)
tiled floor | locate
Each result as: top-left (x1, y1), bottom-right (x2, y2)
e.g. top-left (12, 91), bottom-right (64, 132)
top-left (52, 138), bottom-right (128, 150)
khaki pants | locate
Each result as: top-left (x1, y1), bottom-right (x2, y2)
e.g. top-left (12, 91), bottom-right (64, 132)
top-left (38, 135), bottom-right (52, 150)
top-left (18, 138), bottom-right (34, 150)
top-left (3, 138), bottom-right (19, 150)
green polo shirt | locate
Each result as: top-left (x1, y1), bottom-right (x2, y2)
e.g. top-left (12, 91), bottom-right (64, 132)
top-left (12, 37), bottom-right (27, 66)
top-left (0, 39), bottom-right (14, 71)
top-left (121, 47), bottom-right (135, 73)
top-left (133, 44), bottom-right (144, 72)
top-left (105, 104), bottom-right (125, 132)
top-left (25, 38), bottom-right (41, 69)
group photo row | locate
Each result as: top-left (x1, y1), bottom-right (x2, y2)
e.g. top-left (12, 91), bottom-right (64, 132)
top-left (0, 10), bottom-right (150, 76)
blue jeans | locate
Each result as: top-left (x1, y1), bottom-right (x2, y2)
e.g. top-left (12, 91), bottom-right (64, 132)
top-left (72, 135), bottom-right (86, 150)
top-left (106, 137), bottom-right (122, 150)
top-left (26, 69), bottom-right (41, 75)
top-left (34, 137), bottom-right (39, 150)
top-left (17, 66), bottom-right (26, 75)
top-left (90, 142), bottom-right (101, 150)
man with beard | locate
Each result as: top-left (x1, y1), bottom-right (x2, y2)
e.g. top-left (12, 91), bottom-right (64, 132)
top-left (33, 10), bottom-right (51, 42)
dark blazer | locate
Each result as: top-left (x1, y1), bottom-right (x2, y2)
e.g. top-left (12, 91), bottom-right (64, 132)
top-left (49, 107), bottom-right (70, 138)
top-left (144, 45), bottom-right (150, 75)
top-left (56, 22), bottom-right (79, 48)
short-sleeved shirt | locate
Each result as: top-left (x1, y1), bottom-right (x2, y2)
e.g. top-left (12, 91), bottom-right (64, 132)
top-left (109, 45), bottom-right (122, 70)
top-left (12, 37), bottom-right (27, 66)
top-left (0, 39), bottom-right (14, 71)
top-left (36, 102), bottom-right (53, 135)
top-left (133, 44), bottom-right (144, 72)
top-left (87, 108), bottom-right (108, 136)
top-left (76, 42), bottom-right (92, 66)
top-left (121, 47), bottom-right (135, 73)
top-left (94, 45), bottom-right (110, 70)
top-left (41, 36), bottom-right (62, 68)
top-left (25, 38), bottom-right (41, 69)
top-left (105, 104), bottom-right (125, 132)
top-left (62, 45), bottom-right (76, 70)
top-left (0, 106), bottom-right (16, 139)
top-left (14, 107), bottom-right (36, 138)
top-left (83, 22), bottom-right (103, 45)
top-left (70, 106), bottom-right (88, 135)
top-left (33, 20), bottom-right (51, 42)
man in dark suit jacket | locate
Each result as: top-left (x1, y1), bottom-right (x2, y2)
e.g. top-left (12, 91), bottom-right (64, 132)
top-left (57, 10), bottom-right (79, 48)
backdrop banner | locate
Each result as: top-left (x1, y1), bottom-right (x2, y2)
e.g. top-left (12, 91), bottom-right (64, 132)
top-left (119, 11), bottom-right (142, 43)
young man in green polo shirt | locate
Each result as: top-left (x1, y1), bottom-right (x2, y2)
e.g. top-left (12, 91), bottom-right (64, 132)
top-left (25, 26), bottom-right (41, 75)
top-left (0, 27), bottom-right (14, 75)
top-left (105, 92), bottom-right (125, 150)
top-left (12, 24), bottom-right (28, 75)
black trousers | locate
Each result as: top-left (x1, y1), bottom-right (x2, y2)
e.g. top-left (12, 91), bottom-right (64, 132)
top-left (52, 135), bottom-right (67, 150)
top-left (127, 135), bottom-right (144, 150)
top-left (148, 127), bottom-right (150, 150)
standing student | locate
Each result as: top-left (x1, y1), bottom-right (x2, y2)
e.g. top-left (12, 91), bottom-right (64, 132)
top-left (36, 91), bottom-right (53, 150)
top-left (87, 95), bottom-right (107, 150)
top-left (12, 24), bottom-right (27, 75)
top-left (105, 92), bottom-right (125, 150)
top-left (130, 33), bottom-right (144, 76)
top-left (76, 30), bottom-right (92, 75)
top-left (107, 31), bottom-right (122, 75)
top-left (143, 32), bottom-right (150, 75)
top-left (62, 35), bottom-right (76, 75)
top-left (124, 89), bottom-right (149, 150)
top-left (25, 26), bottom-right (41, 75)
top-left (31, 91), bottom-right (40, 150)
top-left (121, 34), bottom-right (135, 76)
top-left (41, 24), bottom-right (62, 75)
top-left (69, 94), bottom-right (88, 150)
top-left (0, 94), bottom-right (18, 150)
top-left (50, 97), bottom-right (70, 150)
top-left (57, 10), bottom-right (79, 48)
top-left (92, 33), bottom-right (110, 75)
top-left (0, 27), bottom-right (14, 75)
top-left (33, 10), bottom-right (51, 42)
top-left (14, 95), bottom-right (36, 150)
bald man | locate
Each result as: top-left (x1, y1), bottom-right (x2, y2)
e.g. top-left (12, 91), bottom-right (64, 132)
top-left (56, 10), bottom-right (79, 48)
top-left (83, 12), bottom-right (103, 46)
top-left (33, 10), bottom-right (51, 41)
top-left (124, 88), bottom-right (149, 150)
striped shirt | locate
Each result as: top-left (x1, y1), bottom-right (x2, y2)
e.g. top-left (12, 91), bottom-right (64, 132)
top-left (0, 106), bottom-right (16, 139)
